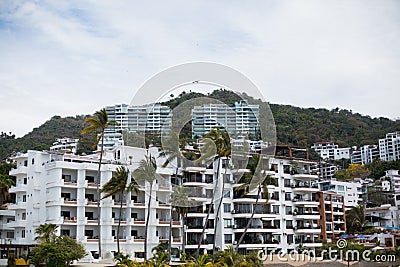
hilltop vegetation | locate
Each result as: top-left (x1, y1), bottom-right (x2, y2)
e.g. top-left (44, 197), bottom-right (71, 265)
top-left (0, 115), bottom-right (88, 160)
top-left (163, 89), bottom-right (400, 148)
top-left (0, 89), bottom-right (399, 160)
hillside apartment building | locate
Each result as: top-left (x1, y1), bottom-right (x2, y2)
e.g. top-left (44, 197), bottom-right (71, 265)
top-left (0, 145), bottom-right (347, 263)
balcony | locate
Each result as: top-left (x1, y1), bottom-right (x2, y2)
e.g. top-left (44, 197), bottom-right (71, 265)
top-left (292, 197), bottom-right (319, 206)
top-left (293, 211), bottom-right (320, 220)
top-left (130, 218), bottom-right (146, 225)
top-left (7, 220), bottom-right (26, 228)
top-left (86, 218), bottom-right (99, 225)
top-left (112, 200), bottom-right (128, 208)
top-left (291, 182), bottom-right (319, 192)
top-left (9, 184), bottom-right (28, 193)
top-left (296, 239), bottom-right (323, 247)
top-left (294, 225), bottom-right (321, 234)
top-left (186, 207), bottom-right (206, 217)
top-left (63, 198), bottom-right (78, 206)
top-left (7, 202), bottom-right (27, 210)
top-left (63, 180), bottom-right (78, 188)
top-left (84, 236), bottom-right (100, 243)
top-left (10, 166), bottom-right (27, 176)
top-left (129, 200), bottom-right (145, 208)
top-left (113, 218), bottom-right (127, 225)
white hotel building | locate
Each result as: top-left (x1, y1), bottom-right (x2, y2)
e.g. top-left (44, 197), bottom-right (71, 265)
top-left (3, 146), bottom-right (345, 261)
top-left (310, 142), bottom-right (351, 160)
top-left (379, 132), bottom-right (400, 162)
top-left (191, 100), bottom-right (259, 138)
top-left (5, 147), bottom-right (180, 261)
top-left (317, 179), bottom-right (362, 209)
top-left (105, 103), bottom-right (172, 134)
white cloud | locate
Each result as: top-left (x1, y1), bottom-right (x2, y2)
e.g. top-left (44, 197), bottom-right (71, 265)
top-left (0, 0), bottom-right (399, 137)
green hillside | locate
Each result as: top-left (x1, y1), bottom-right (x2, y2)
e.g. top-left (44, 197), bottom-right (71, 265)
top-left (0, 89), bottom-right (399, 160)
top-left (163, 89), bottom-right (400, 147)
top-left (0, 115), bottom-right (88, 160)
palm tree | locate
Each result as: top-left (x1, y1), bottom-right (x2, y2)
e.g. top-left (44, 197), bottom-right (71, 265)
top-left (100, 166), bottom-right (139, 254)
top-left (131, 155), bottom-right (157, 260)
top-left (159, 132), bottom-right (185, 261)
top-left (346, 204), bottom-right (368, 233)
top-left (235, 172), bottom-right (274, 252)
top-left (196, 128), bottom-right (231, 257)
top-left (171, 186), bottom-right (194, 255)
top-left (0, 174), bottom-right (15, 205)
top-left (34, 223), bottom-right (58, 243)
top-left (81, 108), bottom-right (116, 257)
top-left (215, 245), bottom-right (244, 267)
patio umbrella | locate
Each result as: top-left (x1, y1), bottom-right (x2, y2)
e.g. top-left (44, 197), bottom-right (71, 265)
top-left (371, 246), bottom-right (385, 251)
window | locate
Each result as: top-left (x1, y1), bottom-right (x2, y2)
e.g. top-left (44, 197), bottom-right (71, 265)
top-left (85, 230), bottom-right (94, 237)
top-left (284, 179), bottom-right (291, 187)
top-left (22, 230), bottom-right (25, 238)
top-left (7, 232), bottom-right (14, 238)
top-left (224, 204), bottom-right (231, 213)
top-left (22, 213), bottom-right (26, 220)
top-left (274, 220), bottom-right (280, 229)
top-left (24, 178), bottom-right (27, 184)
top-left (131, 230), bottom-right (138, 236)
top-left (287, 234), bottom-right (294, 244)
top-left (224, 219), bottom-right (232, 228)
top-left (286, 220), bottom-right (293, 229)
top-left (224, 234), bottom-right (233, 244)
top-left (285, 193), bottom-right (291, 201)
top-left (223, 190), bottom-right (230, 198)
top-left (22, 195), bottom-right (26, 202)
top-left (283, 165), bottom-right (291, 174)
top-left (270, 164), bottom-right (278, 172)
top-left (62, 174), bottom-right (71, 182)
top-left (273, 205), bottom-right (279, 214)
top-left (31, 158), bottom-right (34, 165)
top-left (61, 229), bottom-right (70, 236)
top-left (285, 206), bottom-right (292, 215)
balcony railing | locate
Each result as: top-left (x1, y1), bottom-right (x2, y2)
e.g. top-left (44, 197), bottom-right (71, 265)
top-left (295, 239), bottom-right (322, 244)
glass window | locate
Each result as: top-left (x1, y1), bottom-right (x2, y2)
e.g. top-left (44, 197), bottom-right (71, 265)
top-left (224, 219), bottom-right (232, 228)
top-left (224, 204), bottom-right (231, 213)
top-left (223, 190), bottom-right (230, 198)
top-left (273, 205), bottom-right (279, 214)
top-left (285, 206), bottom-right (292, 215)
top-left (287, 234), bottom-right (294, 244)
top-left (224, 234), bottom-right (232, 244)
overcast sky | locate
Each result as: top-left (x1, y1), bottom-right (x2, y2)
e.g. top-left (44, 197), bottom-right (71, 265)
top-left (1, 0), bottom-right (399, 137)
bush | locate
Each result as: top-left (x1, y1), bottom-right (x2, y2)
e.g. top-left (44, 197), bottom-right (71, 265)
top-left (30, 235), bottom-right (86, 266)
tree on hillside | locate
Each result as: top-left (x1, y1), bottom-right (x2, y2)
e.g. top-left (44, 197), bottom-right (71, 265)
top-left (334, 164), bottom-right (370, 180)
top-left (0, 161), bottom-right (15, 205)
